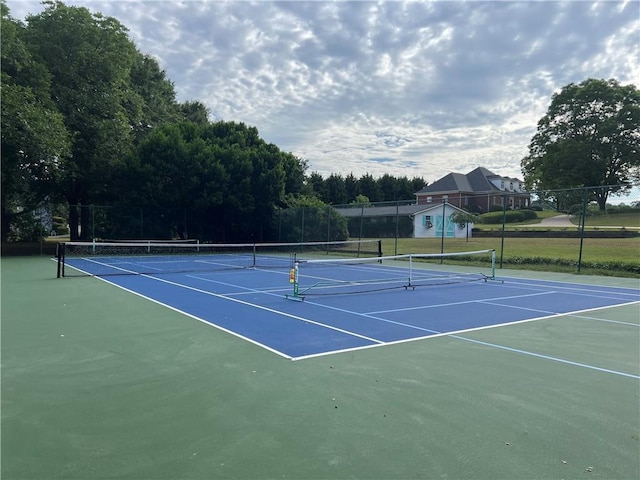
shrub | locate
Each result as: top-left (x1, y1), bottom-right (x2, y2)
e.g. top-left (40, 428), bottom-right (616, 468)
top-left (480, 210), bottom-right (537, 224)
top-left (607, 204), bottom-right (639, 214)
top-left (7, 213), bottom-right (48, 242)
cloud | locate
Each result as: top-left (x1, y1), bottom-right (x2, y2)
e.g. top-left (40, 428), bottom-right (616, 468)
top-left (6, 0), bottom-right (639, 184)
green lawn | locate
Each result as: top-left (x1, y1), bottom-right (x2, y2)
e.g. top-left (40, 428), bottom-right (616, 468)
top-left (577, 212), bottom-right (640, 227)
top-left (381, 236), bottom-right (640, 277)
top-left (475, 210), bottom-right (639, 229)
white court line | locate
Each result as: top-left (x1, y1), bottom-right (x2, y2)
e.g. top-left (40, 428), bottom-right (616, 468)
top-left (64, 260), bottom-right (640, 375)
top-left (366, 291), bottom-right (556, 315)
top-left (139, 274), bottom-right (384, 345)
top-left (496, 277), bottom-right (640, 298)
top-left (78, 274), bottom-right (293, 359)
top-left (186, 273), bottom-right (640, 374)
top-left (491, 280), bottom-right (640, 304)
top-left (568, 314), bottom-right (640, 327)
top-left (293, 302), bottom-right (640, 378)
top-left (449, 335), bottom-right (640, 380)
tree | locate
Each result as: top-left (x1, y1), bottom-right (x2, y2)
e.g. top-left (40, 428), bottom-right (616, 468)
top-left (358, 174), bottom-right (381, 202)
top-left (307, 172), bottom-right (327, 201)
top-left (325, 174), bottom-right (347, 204)
top-left (344, 172), bottom-right (360, 201)
top-left (180, 100), bottom-right (209, 125)
top-left (377, 173), bottom-right (398, 202)
top-left (127, 52), bottom-right (180, 142)
top-left (280, 194), bottom-right (348, 242)
top-left (521, 78), bottom-right (640, 211)
top-left (1, 3), bottom-right (70, 240)
top-left (119, 120), bottom-right (298, 242)
top-left (23, 2), bottom-right (139, 239)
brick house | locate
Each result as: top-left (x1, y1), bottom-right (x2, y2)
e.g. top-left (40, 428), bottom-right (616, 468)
top-left (415, 167), bottom-right (530, 212)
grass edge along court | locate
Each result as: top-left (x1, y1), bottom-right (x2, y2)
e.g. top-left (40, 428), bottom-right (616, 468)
top-left (2, 255), bottom-right (639, 480)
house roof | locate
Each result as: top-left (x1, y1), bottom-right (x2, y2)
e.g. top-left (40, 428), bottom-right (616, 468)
top-left (333, 202), bottom-right (468, 218)
top-left (411, 203), bottom-right (470, 217)
top-left (416, 167), bottom-right (524, 195)
top-left (334, 204), bottom-right (426, 218)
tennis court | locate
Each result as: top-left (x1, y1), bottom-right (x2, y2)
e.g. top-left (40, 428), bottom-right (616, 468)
top-left (2, 243), bottom-right (639, 479)
top-left (57, 241), bottom-right (639, 362)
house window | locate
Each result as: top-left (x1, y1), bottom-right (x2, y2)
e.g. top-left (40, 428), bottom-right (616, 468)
top-left (509, 181), bottom-right (513, 191)
top-left (500, 180), bottom-right (505, 190)
top-left (426, 196), bottom-right (432, 203)
top-left (422, 215), bottom-right (433, 228)
top-left (443, 195), bottom-right (448, 202)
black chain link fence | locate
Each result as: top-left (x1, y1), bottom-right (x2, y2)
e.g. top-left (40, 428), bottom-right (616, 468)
top-left (3, 185), bottom-right (639, 276)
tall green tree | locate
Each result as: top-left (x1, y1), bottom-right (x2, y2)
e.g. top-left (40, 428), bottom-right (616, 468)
top-left (123, 121), bottom-right (298, 242)
top-left (378, 173), bottom-right (399, 201)
top-left (180, 100), bottom-right (209, 125)
top-left (521, 78), bottom-right (640, 210)
top-left (23, 2), bottom-right (138, 239)
top-left (1, 2), bottom-right (70, 240)
top-left (344, 172), bottom-right (360, 201)
top-left (325, 174), bottom-right (348, 204)
top-left (358, 174), bottom-right (381, 202)
top-left (307, 172), bottom-right (327, 201)
top-left (127, 52), bottom-right (180, 142)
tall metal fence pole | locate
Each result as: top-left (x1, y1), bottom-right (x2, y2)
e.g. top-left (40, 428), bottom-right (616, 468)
top-left (394, 203), bottom-right (399, 256)
top-left (500, 195), bottom-right (507, 268)
top-left (440, 199), bottom-right (446, 255)
top-left (326, 205), bottom-right (331, 243)
top-left (577, 187), bottom-right (588, 273)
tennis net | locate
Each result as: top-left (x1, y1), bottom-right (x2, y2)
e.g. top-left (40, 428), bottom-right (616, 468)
top-left (56, 239), bottom-right (382, 277)
top-left (287, 249), bottom-right (496, 299)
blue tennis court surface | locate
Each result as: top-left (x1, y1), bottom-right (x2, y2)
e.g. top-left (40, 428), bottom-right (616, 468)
top-left (63, 255), bottom-right (640, 360)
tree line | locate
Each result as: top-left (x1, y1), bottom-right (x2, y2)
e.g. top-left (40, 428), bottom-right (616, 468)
top-left (1, 1), bottom-right (425, 242)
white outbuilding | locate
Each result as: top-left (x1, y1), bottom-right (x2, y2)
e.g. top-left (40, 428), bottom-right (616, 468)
top-left (412, 202), bottom-right (474, 239)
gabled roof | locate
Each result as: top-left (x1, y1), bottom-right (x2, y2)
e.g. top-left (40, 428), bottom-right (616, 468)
top-left (416, 167), bottom-right (524, 195)
top-left (415, 172), bottom-right (472, 194)
top-left (466, 167), bottom-right (500, 192)
top-left (411, 202), bottom-right (471, 217)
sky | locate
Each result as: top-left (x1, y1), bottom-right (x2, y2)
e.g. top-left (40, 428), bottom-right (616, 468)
top-left (5, 0), bottom-right (639, 184)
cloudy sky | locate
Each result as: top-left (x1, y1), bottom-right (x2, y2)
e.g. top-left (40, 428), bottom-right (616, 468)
top-left (6, 0), bottom-right (639, 184)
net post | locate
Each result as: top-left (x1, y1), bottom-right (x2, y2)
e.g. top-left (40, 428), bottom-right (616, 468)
top-left (409, 254), bottom-right (413, 287)
top-left (252, 243), bottom-right (257, 268)
top-left (285, 261), bottom-right (304, 301)
top-left (377, 239), bottom-right (383, 262)
top-left (56, 242), bottom-right (65, 278)
top-left (490, 249), bottom-right (496, 280)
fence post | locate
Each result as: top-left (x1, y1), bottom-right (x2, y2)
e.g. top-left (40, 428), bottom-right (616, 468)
top-left (440, 199), bottom-right (446, 258)
top-left (500, 195), bottom-right (507, 268)
top-left (327, 205), bottom-right (331, 243)
top-left (577, 187), bottom-right (588, 273)
top-left (394, 203), bottom-right (399, 256)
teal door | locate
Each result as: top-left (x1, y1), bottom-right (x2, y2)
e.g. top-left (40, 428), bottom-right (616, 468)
top-left (435, 215), bottom-right (444, 236)
top-left (435, 215), bottom-right (455, 237)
